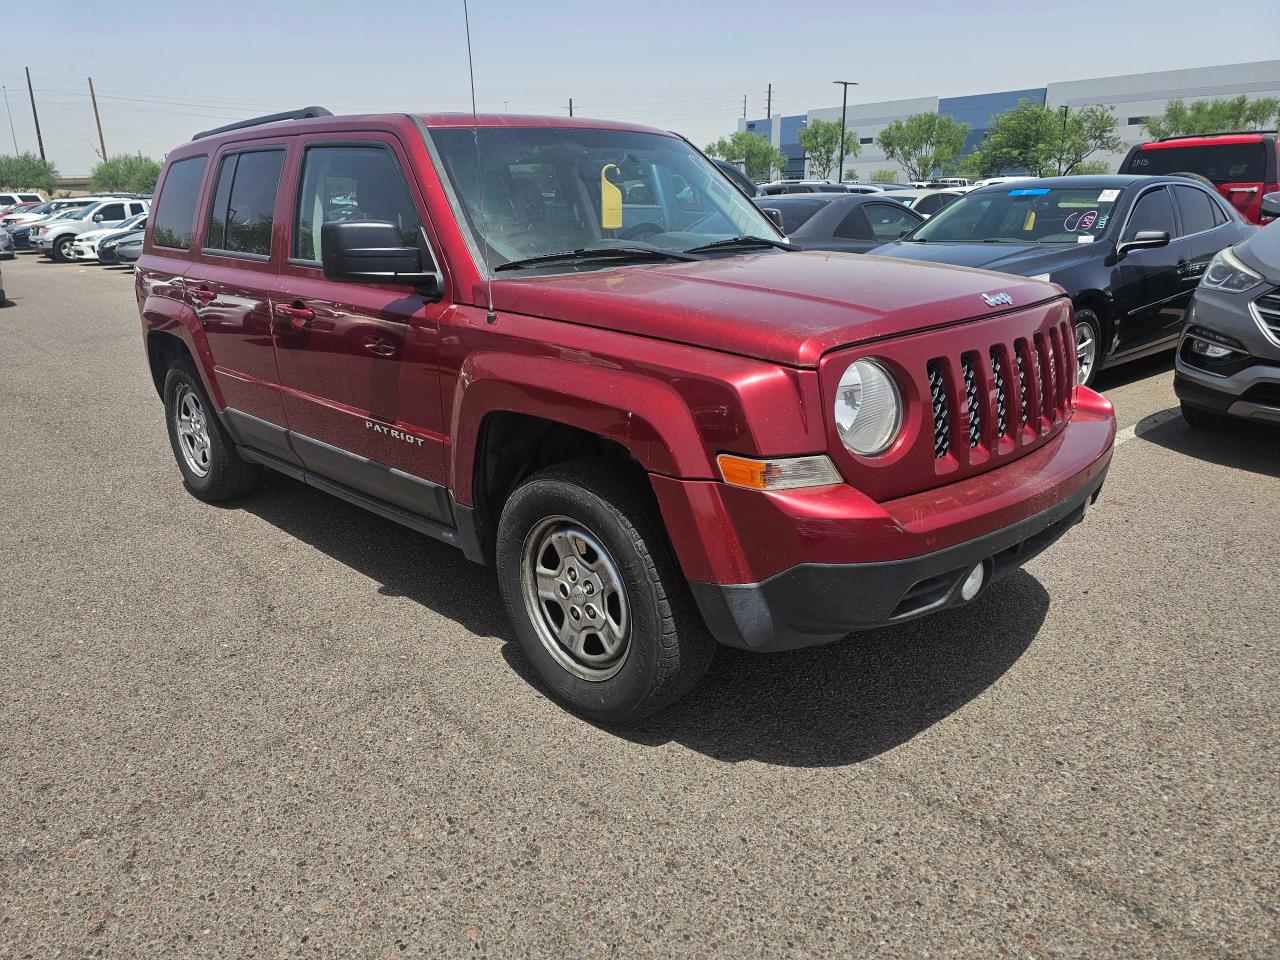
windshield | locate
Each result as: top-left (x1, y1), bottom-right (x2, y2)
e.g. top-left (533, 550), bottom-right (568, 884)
top-left (910, 186), bottom-right (1124, 244)
top-left (430, 126), bottom-right (783, 271)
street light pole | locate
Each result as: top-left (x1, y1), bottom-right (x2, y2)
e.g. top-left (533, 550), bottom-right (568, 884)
top-left (833, 80), bottom-right (858, 183)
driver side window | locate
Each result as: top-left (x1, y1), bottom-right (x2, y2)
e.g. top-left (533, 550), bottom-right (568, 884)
top-left (1123, 187), bottom-right (1176, 240)
top-left (293, 145), bottom-right (421, 263)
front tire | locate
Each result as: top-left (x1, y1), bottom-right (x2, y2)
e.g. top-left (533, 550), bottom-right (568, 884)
top-left (162, 358), bottom-right (260, 501)
top-left (49, 235), bottom-right (76, 263)
top-left (496, 459), bottom-right (715, 723)
top-left (1074, 308), bottom-right (1102, 388)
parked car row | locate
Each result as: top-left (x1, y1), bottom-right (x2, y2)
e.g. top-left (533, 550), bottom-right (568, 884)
top-left (0, 194), bottom-right (148, 266)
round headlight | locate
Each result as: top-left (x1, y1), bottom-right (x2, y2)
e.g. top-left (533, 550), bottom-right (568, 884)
top-left (834, 359), bottom-right (902, 456)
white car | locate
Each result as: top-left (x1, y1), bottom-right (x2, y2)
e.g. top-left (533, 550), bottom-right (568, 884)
top-left (885, 188), bottom-right (967, 218)
top-left (34, 197), bottom-right (149, 262)
top-left (1, 197), bottom-right (95, 231)
top-left (971, 176), bottom-right (1036, 188)
top-left (69, 213), bottom-right (148, 262)
top-left (0, 191), bottom-right (45, 210)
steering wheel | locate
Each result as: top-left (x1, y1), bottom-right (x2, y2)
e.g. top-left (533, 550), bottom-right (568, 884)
top-left (619, 222), bottom-right (665, 241)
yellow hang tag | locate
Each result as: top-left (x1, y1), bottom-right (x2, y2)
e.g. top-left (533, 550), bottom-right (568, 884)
top-left (1023, 210), bottom-right (1036, 231)
top-left (600, 163), bottom-right (622, 230)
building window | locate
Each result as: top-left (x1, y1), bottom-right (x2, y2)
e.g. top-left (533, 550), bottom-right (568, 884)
top-left (1127, 116), bottom-right (1150, 126)
top-left (746, 122), bottom-right (756, 131)
top-left (860, 137), bottom-right (873, 145)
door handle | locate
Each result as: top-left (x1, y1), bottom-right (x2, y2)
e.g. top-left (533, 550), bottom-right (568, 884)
top-left (1228, 187), bottom-right (1259, 194)
top-left (274, 302), bottom-right (315, 331)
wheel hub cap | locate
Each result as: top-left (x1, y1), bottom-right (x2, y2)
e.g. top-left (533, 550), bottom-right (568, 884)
top-left (520, 517), bottom-right (630, 682)
top-left (1075, 321), bottom-right (1097, 385)
top-left (174, 385), bottom-right (212, 478)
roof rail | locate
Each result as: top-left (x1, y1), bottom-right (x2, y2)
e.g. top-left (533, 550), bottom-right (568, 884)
top-left (192, 106), bottom-right (333, 141)
top-left (1155, 129), bottom-right (1277, 142)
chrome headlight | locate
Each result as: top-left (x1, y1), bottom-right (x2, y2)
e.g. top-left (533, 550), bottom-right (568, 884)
top-left (1201, 247), bottom-right (1262, 293)
top-left (834, 359), bottom-right (902, 456)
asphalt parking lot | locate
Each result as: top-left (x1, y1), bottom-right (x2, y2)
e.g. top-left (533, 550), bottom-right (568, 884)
top-left (1, 253), bottom-right (1277, 958)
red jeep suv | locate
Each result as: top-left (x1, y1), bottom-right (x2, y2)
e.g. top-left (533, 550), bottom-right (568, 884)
top-left (136, 108), bottom-right (1116, 721)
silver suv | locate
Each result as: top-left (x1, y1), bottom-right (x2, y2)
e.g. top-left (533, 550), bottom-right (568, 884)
top-left (34, 197), bottom-right (149, 262)
top-left (1175, 192), bottom-right (1280, 430)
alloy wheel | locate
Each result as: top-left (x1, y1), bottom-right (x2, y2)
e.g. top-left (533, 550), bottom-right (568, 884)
top-left (173, 384), bottom-right (212, 477)
top-left (1075, 320), bottom-right (1097, 385)
top-left (519, 516), bottom-right (631, 682)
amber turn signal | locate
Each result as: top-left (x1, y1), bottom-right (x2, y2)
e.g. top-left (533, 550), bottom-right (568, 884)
top-left (717, 453), bottom-right (842, 491)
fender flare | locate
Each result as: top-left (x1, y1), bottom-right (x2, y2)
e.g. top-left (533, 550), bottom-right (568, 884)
top-left (140, 292), bottom-right (225, 408)
top-left (448, 351), bottom-right (715, 505)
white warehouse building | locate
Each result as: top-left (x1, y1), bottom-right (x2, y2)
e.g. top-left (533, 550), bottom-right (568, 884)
top-left (736, 60), bottom-right (1280, 182)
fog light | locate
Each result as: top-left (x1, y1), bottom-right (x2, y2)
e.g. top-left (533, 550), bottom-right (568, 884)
top-left (960, 563), bottom-right (985, 601)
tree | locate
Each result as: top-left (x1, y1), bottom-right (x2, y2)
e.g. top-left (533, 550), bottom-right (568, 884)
top-left (979, 101), bottom-right (1121, 177)
top-left (0, 152), bottom-right (59, 193)
top-left (869, 169), bottom-right (897, 183)
top-left (797, 118), bottom-right (858, 180)
top-left (89, 153), bottom-right (162, 194)
top-left (876, 113), bottom-right (969, 182)
top-left (1142, 95), bottom-right (1280, 138)
top-left (705, 131), bottom-right (788, 182)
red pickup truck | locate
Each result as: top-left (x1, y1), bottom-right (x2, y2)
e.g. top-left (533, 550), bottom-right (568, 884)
top-left (136, 108), bottom-right (1115, 721)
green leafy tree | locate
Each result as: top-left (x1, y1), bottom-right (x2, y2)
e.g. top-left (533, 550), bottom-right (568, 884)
top-left (876, 113), bottom-right (969, 182)
top-left (981, 101), bottom-right (1121, 177)
top-left (869, 169), bottom-right (897, 183)
top-left (89, 153), bottom-right (162, 194)
top-left (705, 131), bottom-right (788, 182)
top-left (0, 152), bottom-right (59, 193)
top-left (1072, 159), bottom-right (1112, 175)
top-left (797, 118), bottom-right (858, 180)
top-left (1142, 96), bottom-right (1280, 138)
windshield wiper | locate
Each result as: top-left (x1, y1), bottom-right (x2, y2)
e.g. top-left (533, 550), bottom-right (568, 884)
top-left (682, 235), bottom-right (794, 254)
top-left (494, 247), bottom-right (700, 272)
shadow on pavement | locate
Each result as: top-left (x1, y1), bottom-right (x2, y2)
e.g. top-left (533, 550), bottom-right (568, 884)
top-left (603, 572), bottom-right (1047, 767)
top-left (1093, 349), bottom-right (1175, 393)
top-left (236, 473), bottom-right (1047, 767)
top-left (1135, 406), bottom-right (1280, 477)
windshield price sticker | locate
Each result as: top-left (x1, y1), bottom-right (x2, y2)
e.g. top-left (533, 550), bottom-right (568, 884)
top-left (1097, 189), bottom-right (1120, 202)
top-left (1077, 234), bottom-right (1095, 243)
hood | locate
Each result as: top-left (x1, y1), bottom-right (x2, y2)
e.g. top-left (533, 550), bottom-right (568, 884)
top-left (871, 240), bottom-right (1097, 278)
top-left (1233, 221), bottom-right (1280, 281)
top-left (488, 251), bottom-right (1061, 367)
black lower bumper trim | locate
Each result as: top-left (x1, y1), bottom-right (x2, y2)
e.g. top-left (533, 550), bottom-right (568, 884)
top-left (690, 465), bottom-right (1109, 652)
top-left (1173, 372), bottom-right (1235, 414)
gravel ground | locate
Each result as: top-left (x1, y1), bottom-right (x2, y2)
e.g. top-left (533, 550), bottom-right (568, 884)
top-left (1, 253), bottom-right (1277, 958)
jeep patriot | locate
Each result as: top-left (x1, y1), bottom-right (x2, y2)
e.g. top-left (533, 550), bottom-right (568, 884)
top-left (136, 107), bottom-right (1116, 721)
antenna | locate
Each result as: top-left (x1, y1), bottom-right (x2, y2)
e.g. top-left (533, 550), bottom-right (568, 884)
top-left (462, 0), bottom-right (496, 324)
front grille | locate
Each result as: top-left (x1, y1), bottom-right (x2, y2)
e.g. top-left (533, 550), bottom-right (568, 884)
top-left (961, 355), bottom-right (981, 447)
top-left (927, 319), bottom-right (1075, 460)
top-left (927, 361), bottom-right (950, 457)
top-left (1253, 289), bottom-right (1280, 343)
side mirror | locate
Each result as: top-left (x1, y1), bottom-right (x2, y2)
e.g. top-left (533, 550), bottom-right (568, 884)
top-left (321, 220), bottom-right (440, 293)
top-left (1261, 191), bottom-right (1280, 223)
top-left (1116, 230), bottom-right (1170, 257)
top-left (93, 214), bottom-right (104, 222)
top-left (761, 207), bottom-right (784, 230)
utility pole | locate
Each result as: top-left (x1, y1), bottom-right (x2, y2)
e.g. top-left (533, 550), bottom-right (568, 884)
top-left (766, 83), bottom-right (772, 118)
top-left (1059, 104), bottom-right (1070, 176)
top-left (833, 80), bottom-right (858, 184)
top-left (88, 77), bottom-right (107, 161)
top-left (25, 67), bottom-right (45, 161)
top-left (2, 86), bottom-right (17, 153)
top-left (742, 95), bottom-right (747, 119)
top-left (567, 98), bottom-right (573, 117)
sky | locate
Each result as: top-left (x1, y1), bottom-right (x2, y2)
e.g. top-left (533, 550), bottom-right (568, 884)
top-left (3, 0), bottom-right (1277, 177)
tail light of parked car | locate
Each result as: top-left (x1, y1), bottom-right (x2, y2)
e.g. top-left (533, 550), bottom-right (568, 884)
top-left (819, 299), bottom-right (1077, 503)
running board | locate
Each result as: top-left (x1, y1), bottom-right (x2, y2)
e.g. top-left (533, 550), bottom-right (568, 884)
top-left (236, 445), bottom-right (462, 549)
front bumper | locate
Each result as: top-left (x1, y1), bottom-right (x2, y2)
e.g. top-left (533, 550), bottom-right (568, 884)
top-left (1173, 293), bottom-right (1280, 425)
top-left (655, 389), bottom-right (1115, 652)
top-left (690, 465), bottom-right (1106, 651)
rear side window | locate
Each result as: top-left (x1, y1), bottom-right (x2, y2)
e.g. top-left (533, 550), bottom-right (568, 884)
top-left (151, 155), bottom-right (209, 249)
top-left (1124, 143), bottom-right (1266, 183)
top-left (292, 144), bottom-right (421, 263)
top-left (833, 207), bottom-right (872, 240)
top-left (1124, 187), bottom-right (1176, 239)
top-left (759, 198), bottom-right (828, 233)
top-left (1173, 186), bottom-right (1218, 235)
top-left (205, 149), bottom-right (285, 258)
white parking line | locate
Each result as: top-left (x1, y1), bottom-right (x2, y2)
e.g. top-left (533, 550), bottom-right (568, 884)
top-left (1114, 407), bottom-right (1181, 447)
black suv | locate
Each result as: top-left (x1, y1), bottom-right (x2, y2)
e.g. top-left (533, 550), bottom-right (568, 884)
top-left (872, 175), bottom-right (1255, 385)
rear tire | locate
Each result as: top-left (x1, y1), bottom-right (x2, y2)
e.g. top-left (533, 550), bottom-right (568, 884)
top-left (162, 358), bottom-right (260, 501)
top-left (496, 459), bottom-right (715, 723)
top-left (1180, 401), bottom-right (1231, 431)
